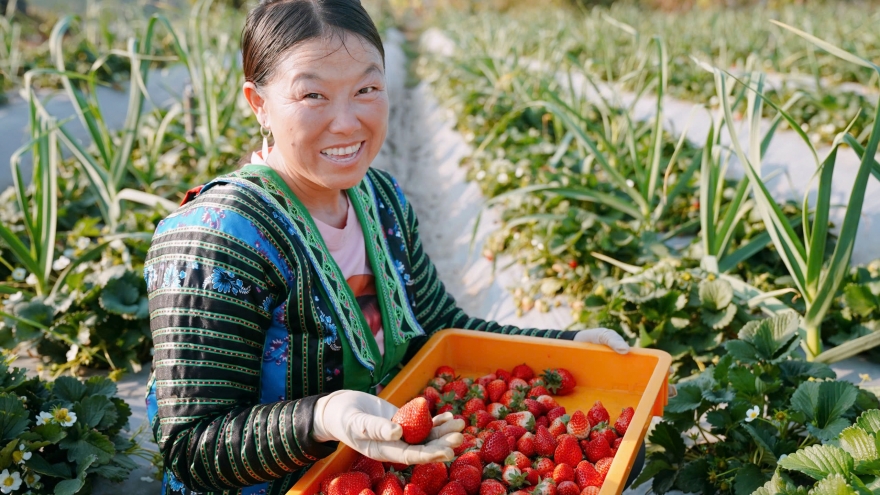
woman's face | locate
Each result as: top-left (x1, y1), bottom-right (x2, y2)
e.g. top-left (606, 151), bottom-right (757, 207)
top-left (245, 32), bottom-right (388, 193)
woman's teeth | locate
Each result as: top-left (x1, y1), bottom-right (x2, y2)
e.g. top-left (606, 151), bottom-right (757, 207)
top-left (321, 143), bottom-right (362, 157)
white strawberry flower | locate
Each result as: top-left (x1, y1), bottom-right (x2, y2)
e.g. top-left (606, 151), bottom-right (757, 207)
top-left (745, 405), bottom-right (761, 423)
top-left (52, 256), bottom-right (71, 271)
top-left (76, 237), bottom-right (90, 250)
top-left (23, 471), bottom-right (39, 488)
top-left (25, 274), bottom-right (37, 286)
top-left (35, 412), bottom-right (53, 426)
top-left (0, 469), bottom-right (22, 494)
top-left (65, 345), bottom-right (79, 363)
top-left (11, 268), bottom-right (26, 281)
top-left (12, 445), bottom-right (30, 465)
top-left (53, 408), bottom-right (77, 427)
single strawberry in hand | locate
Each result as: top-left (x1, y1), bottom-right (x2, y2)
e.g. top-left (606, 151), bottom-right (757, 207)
top-left (614, 407), bottom-right (635, 436)
top-left (392, 397), bottom-right (434, 444)
top-left (541, 368), bottom-right (576, 395)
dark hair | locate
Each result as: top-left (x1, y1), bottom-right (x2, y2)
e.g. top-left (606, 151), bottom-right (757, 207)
top-left (242, 0), bottom-right (385, 89)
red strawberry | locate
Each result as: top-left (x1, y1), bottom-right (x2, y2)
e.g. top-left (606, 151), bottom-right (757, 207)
top-left (438, 481), bottom-right (467, 495)
top-left (532, 457), bottom-right (556, 477)
top-left (468, 384), bottom-right (487, 401)
top-left (462, 398), bottom-right (487, 418)
top-left (479, 480), bottom-right (506, 495)
top-left (428, 377), bottom-right (447, 391)
top-left (451, 451), bottom-right (484, 472)
top-left (556, 481), bottom-right (580, 495)
top-left (454, 433), bottom-right (478, 456)
top-left (552, 463), bottom-right (574, 484)
top-left (536, 415), bottom-right (550, 429)
top-left (424, 386), bottom-right (442, 406)
top-left (351, 455), bottom-right (385, 486)
top-left (566, 411), bottom-right (591, 440)
top-left (536, 395), bottom-right (560, 411)
top-left (464, 426), bottom-right (480, 436)
top-left (501, 465), bottom-right (526, 489)
top-left (516, 432), bottom-right (536, 457)
top-left (477, 374), bottom-right (497, 387)
top-left (482, 463), bottom-right (503, 480)
top-left (326, 472), bottom-right (372, 495)
top-left (541, 368), bottom-right (576, 395)
top-left (506, 435), bottom-right (516, 452)
top-left (499, 390), bottom-right (525, 411)
top-left (612, 437), bottom-right (623, 455)
top-left (511, 363), bottom-right (535, 381)
top-left (443, 380), bottom-right (470, 400)
top-left (523, 399), bottom-right (545, 418)
top-left (614, 407), bottom-right (634, 436)
top-left (508, 491), bottom-right (530, 495)
top-left (385, 462), bottom-right (409, 472)
top-left (546, 406), bottom-right (567, 423)
top-left (404, 484), bottom-right (427, 495)
top-left (528, 386), bottom-right (551, 399)
top-left (495, 369), bottom-right (512, 383)
top-left (449, 466), bottom-right (481, 495)
top-left (504, 451), bottom-right (530, 470)
top-left (586, 401), bottom-right (609, 427)
top-left (528, 377), bottom-right (545, 388)
top-left (376, 473), bottom-right (405, 495)
top-left (505, 424), bottom-right (527, 440)
top-left (478, 430), bottom-right (496, 443)
top-left (535, 425), bottom-right (557, 457)
top-left (549, 416), bottom-right (569, 438)
top-left (574, 461), bottom-right (601, 488)
top-left (579, 487), bottom-right (600, 495)
top-left (583, 436), bottom-right (612, 464)
top-left (522, 467), bottom-right (540, 487)
top-left (411, 463), bottom-right (448, 495)
top-left (508, 378), bottom-right (530, 393)
top-left (470, 410), bottom-right (493, 429)
top-left (437, 404), bottom-right (454, 415)
top-left (392, 397), bottom-right (434, 444)
top-left (479, 431), bottom-right (512, 464)
top-left (505, 411), bottom-right (535, 431)
top-left (531, 478), bottom-right (556, 495)
top-left (589, 423), bottom-right (617, 446)
top-left (359, 490), bottom-right (377, 495)
top-left (435, 366), bottom-right (456, 382)
top-left (486, 403), bottom-right (509, 420)
top-left (554, 434), bottom-right (583, 467)
top-left (486, 420), bottom-right (508, 432)
top-left (486, 380), bottom-right (507, 403)
top-left (594, 457), bottom-right (613, 482)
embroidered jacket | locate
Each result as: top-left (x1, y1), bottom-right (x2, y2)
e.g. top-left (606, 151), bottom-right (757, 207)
top-left (144, 165), bottom-right (577, 495)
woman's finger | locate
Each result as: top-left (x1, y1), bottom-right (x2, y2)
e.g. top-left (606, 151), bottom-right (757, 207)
top-left (348, 412), bottom-right (403, 442)
top-left (426, 417), bottom-right (465, 441)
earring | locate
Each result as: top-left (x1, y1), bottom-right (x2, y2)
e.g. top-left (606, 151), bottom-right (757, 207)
top-left (260, 124), bottom-right (272, 161)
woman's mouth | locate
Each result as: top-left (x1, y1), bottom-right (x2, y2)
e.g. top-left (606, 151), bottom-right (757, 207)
top-left (320, 141), bottom-right (364, 163)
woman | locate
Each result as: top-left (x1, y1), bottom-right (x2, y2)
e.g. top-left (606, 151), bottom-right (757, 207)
top-left (144, 1), bottom-right (629, 493)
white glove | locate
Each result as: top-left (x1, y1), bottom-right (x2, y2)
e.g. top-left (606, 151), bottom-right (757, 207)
top-left (311, 390), bottom-right (465, 464)
top-left (574, 328), bottom-right (630, 354)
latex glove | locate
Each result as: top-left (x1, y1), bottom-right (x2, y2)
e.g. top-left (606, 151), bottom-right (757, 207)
top-left (311, 390), bottom-right (465, 464)
top-left (574, 328), bottom-right (630, 354)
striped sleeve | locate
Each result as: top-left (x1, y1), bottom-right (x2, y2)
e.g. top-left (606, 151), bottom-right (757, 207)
top-left (402, 199), bottom-right (577, 341)
top-left (146, 186), bottom-right (336, 492)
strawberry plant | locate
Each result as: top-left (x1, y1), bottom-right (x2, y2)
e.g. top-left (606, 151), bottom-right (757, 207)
top-left (634, 313), bottom-right (880, 494)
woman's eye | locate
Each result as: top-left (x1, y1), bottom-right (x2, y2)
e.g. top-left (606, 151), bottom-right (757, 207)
top-left (304, 93), bottom-right (323, 99)
top-left (358, 87), bottom-right (376, 94)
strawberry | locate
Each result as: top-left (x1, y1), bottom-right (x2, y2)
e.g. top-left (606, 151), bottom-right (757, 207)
top-left (522, 467), bottom-right (540, 487)
top-left (486, 420), bottom-right (508, 432)
top-left (552, 463), bottom-right (574, 484)
top-left (516, 432), bottom-right (536, 457)
top-left (450, 465), bottom-right (482, 495)
top-left (501, 465), bottom-right (526, 489)
top-left (614, 407), bottom-right (634, 436)
top-left (546, 406), bottom-right (567, 423)
top-left (536, 415), bottom-right (549, 429)
top-left (612, 437), bottom-right (623, 454)
top-left (359, 490), bottom-right (377, 495)
top-left (511, 363), bottom-right (535, 381)
top-left (536, 395), bottom-right (560, 411)
top-left (454, 433), bottom-right (478, 456)
top-left (351, 455), bottom-right (385, 486)
top-left (508, 491), bottom-right (530, 495)
top-left (506, 434), bottom-right (516, 452)
top-left (326, 472), bottom-right (372, 495)
top-left (476, 374), bottom-right (497, 387)
top-left (535, 425), bottom-right (557, 457)
top-left (470, 410), bottom-right (493, 429)
top-left (392, 397), bottom-right (434, 444)
top-left (499, 390), bottom-right (525, 411)
top-left (435, 366), bottom-right (456, 382)
top-left (574, 461), bottom-right (601, 489)
top-left (586, 401), bottom-right (609, 427)
top-left (528, 386), bottom-right (551, 399)
top-left (437, 404), bottom-right (455, 415)
top-left (482, 463), bottom-right (503, 481)
top-left (554, 434), bottom-right (583, 467)
top-left (556, 481), bottom-right (580, 495)
top-left (451, 451), bottom-right (484, 472)
top-left (478, 430), bottom-right (496, 443)
top-left (495, 369), bottom-right (512, 383)
top-left (411, 463), bottom-right (448, 495)
top-left (467, 384), bottom-right (487, 401)
top-left (443, 380), bottom-right (470, 401)
top-left (523, 399), bottom-right (546, 418)
top-left (404, 484), bottom-right (427, 495)
top-left (541, 368), bottom-right (576, 396)
top-left (486, 403), bottom-right (509, 420)
top-left (583, 436), bottom-right (612, 464)
top-left (423, 387), bottom-right (441, 412)
top-left (589, 423), bottom-right (617, 446)
top-left (505, 424), bottom-right (527, 440)
top-left (548, 416), bottom-right (569, 438)
top-left (438, 481), bottom-right (467, 495)
top-left (531, 478), bottom-right (556, 495)
top-left (486, 380), bottom-right (507, 403)
top-left (504, 451), bottom-right (531, 470)
top-left (480, 431), bottom-right (512, 464)
top-left (508, 377), bottom-right (530, 393)
top-left (579, 487), bottom-right (600, 495)
top-left (428, 377), bottom-right (447, 391)
top-left (462, 398), bottom-right (487, 418)
top-left (505, 411), bottom-right (535, 431)
top-left (566, 411), bottom-right (591, 440)
top-left (464, 426), bottom-right (480, 436)
top-left (594, 457), bottom-right (613, 482)
top-left (384, 462), bottom-right (409, 472)
top-left (478, 480), bottom-right (506, 495)
top-left (376, 473), bottom-right (405, 495)
top-left (528, 377), bottom-right (545, 388)
top-left (532, 457), bottom-right (555, 477)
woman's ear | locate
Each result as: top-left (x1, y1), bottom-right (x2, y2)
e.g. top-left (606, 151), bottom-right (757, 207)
top-left (243, 82), bottom-right (268, 127)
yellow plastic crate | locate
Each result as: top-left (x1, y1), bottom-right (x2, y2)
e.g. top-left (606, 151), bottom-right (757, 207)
top-left (290, 329), bottom-right (671, 495)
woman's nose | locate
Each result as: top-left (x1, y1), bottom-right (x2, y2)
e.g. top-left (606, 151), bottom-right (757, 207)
top-left (328, 100), bottom-right (361, 135)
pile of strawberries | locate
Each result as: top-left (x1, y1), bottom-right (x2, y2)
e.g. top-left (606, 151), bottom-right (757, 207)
top-left (320, 364), bottom-right (635, 495)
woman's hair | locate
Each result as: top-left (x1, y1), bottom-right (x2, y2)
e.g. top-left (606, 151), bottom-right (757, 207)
top-left (241, 0), bottom-right (385, 90)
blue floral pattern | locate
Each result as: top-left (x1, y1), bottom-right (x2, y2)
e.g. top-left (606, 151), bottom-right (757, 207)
top-left (203, 267), bottom-right (252, 295)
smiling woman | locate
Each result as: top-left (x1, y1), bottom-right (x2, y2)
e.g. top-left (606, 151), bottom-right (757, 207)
top-left (143, 1), bottom-right (630, 494)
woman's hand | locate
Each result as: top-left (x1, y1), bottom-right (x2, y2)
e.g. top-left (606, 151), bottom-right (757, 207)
top-left (573, 328), bottom-right (630, 354)
top-left (311, 390), bottom-right (465, 464)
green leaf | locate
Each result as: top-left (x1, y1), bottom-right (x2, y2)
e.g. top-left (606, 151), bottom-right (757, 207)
top-left (700, 279), bottom-right (734, 310)
top-left (52, 376), bottom-right (86, 403)
top-left (702, 304), bottom-right (738, 329)
top-left (839, 426), bottom-right (877, 462)
top-left (844, 284), bottom-right (879, 318)
top-left (83, 376), bottom-right (117, 398)
top-left (676, 458), bottom-right (713, 494)
top-left (730, 366), bottom-right (759, 395)
top-left (726, 340), bottom-right (760, 363)
top-left (99, 274), bottom-right (149, 318)
top-left (808, 473), bottom-right (857, 495)
top-left (73, 395), bottom-right (115, 429)
top-left (779, 361), bottom-right (837, 383)
top-left (745, 423), bottom-right (779, 460)
top-left (59, 430), bottom-right (115, 465)
top-left (738, 313), bottom-right (801, 361)
top-left (791, 381), bottom-right (859, 433)
top-left (25, 452), bottom-right (73, 479)
top-left (809, 418), bottom-right (855, 443)
top-left (735, 463), bottom-right (769, 495)
top-left (54, 478), bottom-right (86, 495)
top-left (779, 444), bottom-right (853, 480)
top-left (649, 422), bottom-right (686, 460)
top-left (857, 410), bottom-right (880, 435)
top-left (0, 393), bottom-right (29, 441)
top-left (32, 422), bottom-right (66, 443)
top-left (632, 455), bottom-right (673, 489)
top-left (666, 385), bottom-right (704, 413)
